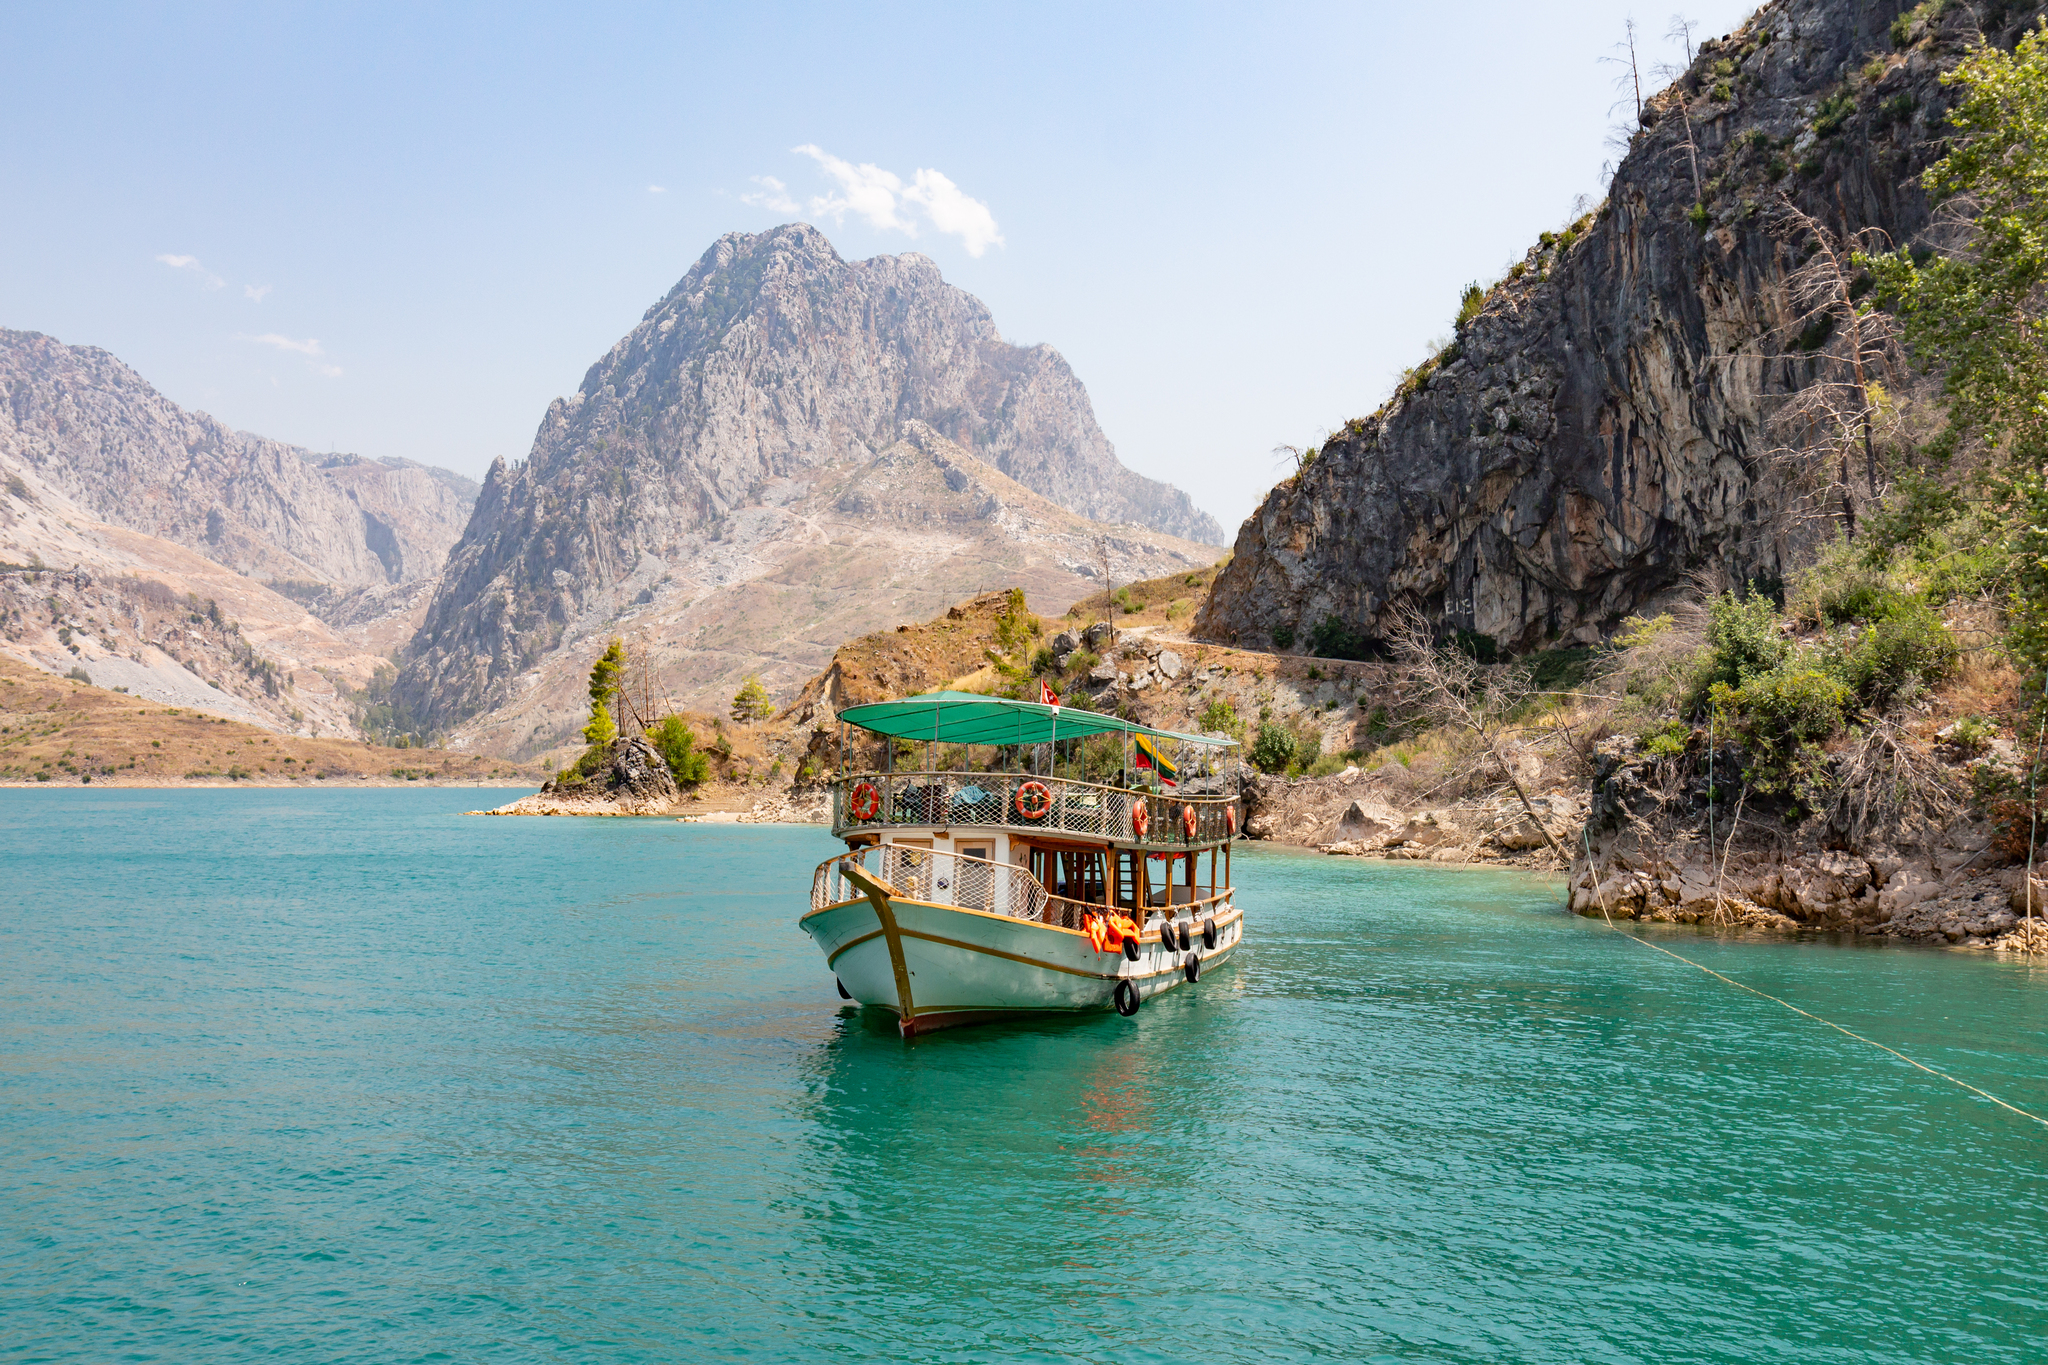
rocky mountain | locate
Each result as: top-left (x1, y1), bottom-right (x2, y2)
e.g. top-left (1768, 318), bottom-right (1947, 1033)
top-left (0, 329), bottom-right (482, 734)
top-left (397, 225), bottom-right (1222, 745)
top-left (1, 329), bottom-right (478, 610)
top-left (407, 420), bottom-right (1214, 758)
top-left (1199, 0), bottom-right (1984, 655)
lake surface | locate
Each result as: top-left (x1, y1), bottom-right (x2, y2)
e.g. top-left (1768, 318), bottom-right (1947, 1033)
top-left (4, 789), bottom-right (2046, 1363)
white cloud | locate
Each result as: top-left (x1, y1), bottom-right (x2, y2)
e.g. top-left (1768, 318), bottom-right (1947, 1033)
top-left (155, 253), bottom-right (224, 288)
top-left (244, 283), bottom-right (271, 302)
top-left (242, 333), bottom-right (343, 378)
top-left (778, 146), bottom-right (1003, 256)
top-left (902, 168), bottom-right (1004, 257)
top-left (740, 174), bottom-right (798, 214)
top-left (648, 184), bottom-right (665, 194)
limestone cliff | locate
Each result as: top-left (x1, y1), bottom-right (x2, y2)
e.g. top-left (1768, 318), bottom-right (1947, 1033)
top-left (1199, 0), bottom-right (1999, 654)
top-left (0, 329), bottom-right (478, 604)
top-left (399, 224), bottom-right (1221, 742)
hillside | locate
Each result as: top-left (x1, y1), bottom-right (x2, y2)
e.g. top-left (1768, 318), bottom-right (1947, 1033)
top-left (1198, 0), bottom-right (1997, 656)
top-left (1, 330), bottom-right (477, 616)
top-left (399, 227), bottom-right (1225, 748)
top-left (0, 653), bottom-right (536, 786)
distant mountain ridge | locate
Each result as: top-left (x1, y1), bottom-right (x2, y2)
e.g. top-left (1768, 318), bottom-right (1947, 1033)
top-left (0, 328), bottom-right (478, 599)
top-left (396, 224), bottom-right (1222, 740)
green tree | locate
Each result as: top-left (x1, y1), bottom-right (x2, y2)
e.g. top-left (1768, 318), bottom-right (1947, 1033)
top-left (1866, 25), bottom-right (2048, 689)
top-left (648, 714), bottom-right (711, 786)
top-left (731, 675), bottom-right (773, 724)
top-left (584, 637), bottom-right (627, 749)
top-left (1249, 723), bottom-right (1297, 774)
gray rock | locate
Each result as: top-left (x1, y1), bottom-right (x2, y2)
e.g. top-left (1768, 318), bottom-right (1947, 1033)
top-left (1196, 0), bottom-right (1967, 655)
top-left (398, 227), bottom-right (1221, 729)
top-left (1156, 649), bottom-right (1182, 679)
top-left (1082, 621), bottom-right (1115, 651)
top-left (1051, 631), bottom-right (1079, 655)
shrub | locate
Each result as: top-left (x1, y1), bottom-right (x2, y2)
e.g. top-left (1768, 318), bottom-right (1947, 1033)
top-left (1307, 616), bottom-right (1374, 660)
top-left (1456, 282), bottom-right (1485, 329)
top-left (1198, 698), bottom-right (1242, 737)
top-left (1029, 644), bottom-right (1056, 674)
top-left (1643, 720), bottom-right (1691, 757)
top-left (1292, 728), bottom-right (1322, 773)
top-left (1270, 623), bottom-right (1296, 651)
top-left (1826, 598), bottom-right (1958, 710)
top-left (1711, 668), bottom-right (1849, 791)
top-left (1693, 591), bottom-right (1789, 701)
top-left (1687, 202), bottom-right (1710, 230)
top-left (1813, 91), bottom-right (1855, 137)
top-left (1249, 723), bottom-right (1297, 773)
top-left (649, 714), bottom-right (711, 786)
top-left (1306, 753), bottom-right (1347, 778)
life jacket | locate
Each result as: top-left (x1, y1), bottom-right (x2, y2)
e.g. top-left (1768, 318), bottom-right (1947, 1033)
top-left (1084, 911), bottom-right (1143, 954)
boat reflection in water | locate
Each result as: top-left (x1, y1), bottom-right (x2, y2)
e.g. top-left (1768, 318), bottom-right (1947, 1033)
top-left (799, 692), bottom-right (1244, 1036)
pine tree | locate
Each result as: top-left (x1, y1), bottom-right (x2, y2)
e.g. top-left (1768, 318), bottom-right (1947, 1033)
top-left (730, 675), bottom-right (773, 725)
top-left (585, 638), bottom-right (627, 748)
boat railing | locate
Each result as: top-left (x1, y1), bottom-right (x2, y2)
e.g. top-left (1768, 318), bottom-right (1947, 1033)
top-left (811, 845), bottom-right (1049, 922)
top-left (813, 847), bottom-right (1236, 932)
top-left (830, 770), bottom-right (1239, 847)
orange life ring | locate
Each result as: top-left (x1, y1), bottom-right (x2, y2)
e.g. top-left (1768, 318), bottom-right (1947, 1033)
top-left (1016, 780), bottom-right (1053, 821)
top-left (1226, 805), bottom-right (1238, 836)
top-left (1131, 800), bottom-right (1150, 839)
top-left (1181, 803), bottom-right (1198, 838)
top-left (849, 781), bottom-right (882, 822)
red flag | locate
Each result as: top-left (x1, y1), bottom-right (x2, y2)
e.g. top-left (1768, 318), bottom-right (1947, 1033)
top-left (1038, 680), bottom-right (1061, 707)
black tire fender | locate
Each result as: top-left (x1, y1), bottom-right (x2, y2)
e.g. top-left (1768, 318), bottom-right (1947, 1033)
top-left (1203, 917), bottom-right (1218, 949)
top-left (1184, 953), bottom-right (1202, 983)
top-left (1122, 935), bottom-right (1140, 962)
top-left (1113, 979), bottom-right (1141, 1016)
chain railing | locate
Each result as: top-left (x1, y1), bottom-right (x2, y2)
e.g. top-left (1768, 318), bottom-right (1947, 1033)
top-left (831, 771), bottom-right (1239, 849)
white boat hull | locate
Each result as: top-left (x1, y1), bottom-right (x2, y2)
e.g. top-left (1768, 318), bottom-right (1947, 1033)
top-left (800, 894), bottom-right (1244, 1036)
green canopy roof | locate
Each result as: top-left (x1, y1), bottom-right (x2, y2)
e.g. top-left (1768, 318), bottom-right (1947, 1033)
top-left (837, 691), bottom-right (1236, 748)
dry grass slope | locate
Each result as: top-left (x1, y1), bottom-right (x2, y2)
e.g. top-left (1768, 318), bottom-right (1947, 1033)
top-left (0, 655), bottom-right (541, 787)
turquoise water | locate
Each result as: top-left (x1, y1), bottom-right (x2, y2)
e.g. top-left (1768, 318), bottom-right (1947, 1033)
top-left (4, 791), bottom-right (2046, 1363)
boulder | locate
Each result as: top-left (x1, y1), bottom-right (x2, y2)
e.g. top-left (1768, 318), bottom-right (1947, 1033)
top-left (1082, 621), bottom-right (1114, 651)
top-left (1051, 630), bottom-right (1079, 654)
top-left (1156, 649), bottom-right (1183, 680)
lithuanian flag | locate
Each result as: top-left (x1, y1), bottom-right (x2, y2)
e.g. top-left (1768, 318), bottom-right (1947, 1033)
top-left (1134, 733), bottom-right (1178, 786)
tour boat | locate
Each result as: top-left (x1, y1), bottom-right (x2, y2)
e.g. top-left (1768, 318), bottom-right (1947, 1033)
top-left (800, 691), bottom-right (1244, 1036)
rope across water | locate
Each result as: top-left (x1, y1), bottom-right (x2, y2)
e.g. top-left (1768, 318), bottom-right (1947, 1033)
top-left (1579, 824), bottom-right (2048, 1131)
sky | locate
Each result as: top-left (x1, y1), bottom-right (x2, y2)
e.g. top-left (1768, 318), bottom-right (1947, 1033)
top-left (0, 0), bottom-right (1761, 536)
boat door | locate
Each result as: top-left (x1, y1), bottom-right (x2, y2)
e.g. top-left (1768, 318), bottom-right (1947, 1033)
top-left (954, 841), bottom-right (994, 912)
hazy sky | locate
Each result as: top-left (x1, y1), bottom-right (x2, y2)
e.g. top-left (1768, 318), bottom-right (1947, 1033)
top-left (1, 0), bottom-right (1759, 536)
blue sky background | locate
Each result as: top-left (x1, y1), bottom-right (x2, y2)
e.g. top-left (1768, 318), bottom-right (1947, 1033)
top-left (1, 0), bottom-right (1758, 535)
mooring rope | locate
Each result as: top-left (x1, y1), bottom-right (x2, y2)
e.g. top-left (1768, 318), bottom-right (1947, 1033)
top-left (1580, 824), bottom-right (2048, 1131)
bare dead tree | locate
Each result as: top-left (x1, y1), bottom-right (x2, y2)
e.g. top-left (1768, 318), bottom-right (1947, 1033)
top-left (1388, 605), bottom-right (1572, 864)
top-left (1605, 18), bottom-right (1645, 123)
top-left (1655, 16), bottom-right (1705, 203)
top-left (1762, 197), bottom-right (1907, 538)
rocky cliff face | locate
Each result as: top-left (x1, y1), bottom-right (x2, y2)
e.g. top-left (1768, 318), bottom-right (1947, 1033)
top-left (1, 329), bottom-right (478, 601)
top-left (406, 420), bottom-right (1213, 758)
top-left (1199, 0), bottom-right (1995, 655)
top-left (398, 224), bottom-right (1221, 740)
